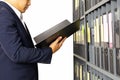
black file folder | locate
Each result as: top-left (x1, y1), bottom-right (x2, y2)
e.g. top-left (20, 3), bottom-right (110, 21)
top-left (34, 19), bottom-right (80, 48)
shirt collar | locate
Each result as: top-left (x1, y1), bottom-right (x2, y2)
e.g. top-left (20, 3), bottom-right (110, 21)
top-left (3, 1), bottom-right (22, 20)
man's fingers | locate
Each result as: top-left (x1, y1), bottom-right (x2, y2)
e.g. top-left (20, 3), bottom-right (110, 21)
top-left (55, 36), bottom-right (63, 43)
top-left (49, 37), bottom-right (67, 53)
top-left (59, 37), bottom-right (67, 47)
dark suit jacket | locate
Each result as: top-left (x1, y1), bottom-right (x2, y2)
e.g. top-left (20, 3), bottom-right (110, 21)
top-left (0, 1), bottom-right (52, 80)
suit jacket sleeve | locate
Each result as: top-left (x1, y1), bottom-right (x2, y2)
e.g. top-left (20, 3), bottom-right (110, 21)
top-left (0, 9), bottom-right (52, 64)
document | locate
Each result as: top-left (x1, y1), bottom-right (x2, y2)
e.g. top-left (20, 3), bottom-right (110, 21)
top-left (34, 19), bottom-right (80, 48)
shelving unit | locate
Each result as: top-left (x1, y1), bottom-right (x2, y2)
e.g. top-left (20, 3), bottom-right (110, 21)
top-left (73, 0), bottom-right (120, 80)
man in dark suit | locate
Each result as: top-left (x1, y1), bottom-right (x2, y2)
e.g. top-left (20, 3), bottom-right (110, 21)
top-left (0, 0), bottom-right (66, 80)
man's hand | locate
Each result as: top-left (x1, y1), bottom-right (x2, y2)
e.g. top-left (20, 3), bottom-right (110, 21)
top-left (49, 36), bottom-right (67, 53)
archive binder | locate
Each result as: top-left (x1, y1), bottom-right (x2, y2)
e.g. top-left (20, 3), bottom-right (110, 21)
top-left (74, 0), bottom-right (120, 79)
top-left (34, 19), bottom-right (80, 48)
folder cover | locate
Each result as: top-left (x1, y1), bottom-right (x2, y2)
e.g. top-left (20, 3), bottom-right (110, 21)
top-left (34, 19), bottom-right (80, 48)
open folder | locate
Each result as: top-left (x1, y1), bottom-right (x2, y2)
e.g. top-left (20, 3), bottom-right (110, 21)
top-left (34, 19), bottom-right (80, 48)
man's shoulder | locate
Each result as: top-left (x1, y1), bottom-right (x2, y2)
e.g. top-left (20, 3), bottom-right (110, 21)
top-left (0, 1), bottom-right (15, 16)
top-left (0, 1), bottom-right (10, 15)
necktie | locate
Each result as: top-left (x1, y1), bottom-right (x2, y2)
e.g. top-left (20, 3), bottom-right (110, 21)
top-left (20, 14), bottom-right (29, 33)
top-left (20, 14), bottom-right (34, 47)
top-left (24, 22), bottom-right (31, 35)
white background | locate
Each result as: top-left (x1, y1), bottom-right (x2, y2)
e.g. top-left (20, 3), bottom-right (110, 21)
top-left (24, 0), bottom-right (73, 80)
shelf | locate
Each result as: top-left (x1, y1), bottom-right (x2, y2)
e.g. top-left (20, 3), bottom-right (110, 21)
top-left (74, 54), bottom-right (86, 62)
top-left (85, 0), bottom-right (110, 15)
top-left (73, 0), bottom-right (120, 80)
top-left (80, 15), bottom-right (85, 20)
top-left (74, 53), bottom-right (120, 80)
top-left (87, 62), bottom-right (120, 80)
